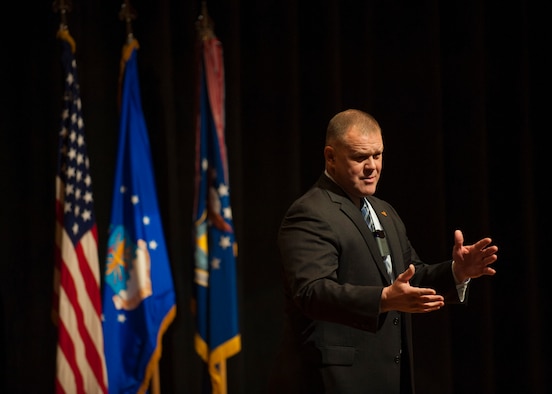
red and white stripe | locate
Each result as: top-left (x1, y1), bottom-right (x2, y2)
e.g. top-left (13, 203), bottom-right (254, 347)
top-left (54, 179), bottom-right (108, 394)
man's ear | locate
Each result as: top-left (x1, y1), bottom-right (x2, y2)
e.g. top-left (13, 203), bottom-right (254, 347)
top-left (324, 146), bottom-right (334, 163)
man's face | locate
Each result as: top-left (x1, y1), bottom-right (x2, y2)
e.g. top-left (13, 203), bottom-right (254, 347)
top-left (325, 126), bottom-right (383, 203)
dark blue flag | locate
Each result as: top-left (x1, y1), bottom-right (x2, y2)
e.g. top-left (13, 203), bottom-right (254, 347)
top-left (102, 39), bottom-right (176, 394)
top-left (193, 14), bottom-right (241, 394)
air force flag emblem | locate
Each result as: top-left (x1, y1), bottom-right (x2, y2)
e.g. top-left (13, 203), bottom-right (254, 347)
top-left (105, 225), bottom-right (152, 311)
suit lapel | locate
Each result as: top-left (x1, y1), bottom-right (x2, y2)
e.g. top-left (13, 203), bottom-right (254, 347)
top-left (318, 174), bottom-right (395, 283)
top-left (333, 194), bottom-right (392, 283)
top-left (367, 197), bottom-right (405, 278)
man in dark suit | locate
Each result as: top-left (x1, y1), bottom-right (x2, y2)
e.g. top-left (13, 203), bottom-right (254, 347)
top-left (269, 109), bottom-right (498, 393)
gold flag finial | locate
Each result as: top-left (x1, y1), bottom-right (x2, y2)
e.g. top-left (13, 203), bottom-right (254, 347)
top-left (52, 0), bottom-right (73, 32)
top-left (196, 1), bottom-right (215, 41)
top-left (119, 0), bottom-right (138, 45)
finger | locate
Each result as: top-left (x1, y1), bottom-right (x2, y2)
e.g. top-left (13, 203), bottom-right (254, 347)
top-left (424, 300), bottom-right (445, 308)
top-left (485, 267), bottom-right (497, 275)
top-left (482, 245), bottom-right (499, 256)
top-left (417, 288), bottom-right (439, 297)
top-left (454, 229), bottom-right (464, 247)
top-left (425, 304), bottom-right (444, 312)
top-left (473, 237), bottom-right (494, 251)
top-left (483, 254), bottom-right (498, 266)
top-left (418, 301), bottom-right (444, 313)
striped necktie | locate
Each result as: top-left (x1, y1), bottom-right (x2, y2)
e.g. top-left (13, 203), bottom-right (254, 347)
top-left (361, 199), bottom-right (394, 281)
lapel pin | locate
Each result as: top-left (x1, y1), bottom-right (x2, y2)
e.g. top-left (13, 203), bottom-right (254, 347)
top-left (381, 211), bottom-right (387, 217)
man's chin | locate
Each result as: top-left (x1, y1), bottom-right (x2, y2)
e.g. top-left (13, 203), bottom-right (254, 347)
top-left (362, 187), bottom-right (377, 196)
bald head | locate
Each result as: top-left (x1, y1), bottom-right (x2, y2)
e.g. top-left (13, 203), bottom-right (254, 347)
top-left (326, 109), bottom-right (381, 146)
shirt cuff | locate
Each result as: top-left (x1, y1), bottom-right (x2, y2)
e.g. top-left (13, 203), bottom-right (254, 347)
top-left (452, 261), bottom-right (470, 302)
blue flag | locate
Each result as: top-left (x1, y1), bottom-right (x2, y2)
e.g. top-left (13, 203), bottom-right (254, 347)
top-left (193, 18), bottom-right (241, 394)
top-left (102, 39), bottom-right (176, 394)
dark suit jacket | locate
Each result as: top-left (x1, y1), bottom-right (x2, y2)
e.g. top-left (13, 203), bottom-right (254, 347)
top-left (269, 173), bottom-right (463, 394)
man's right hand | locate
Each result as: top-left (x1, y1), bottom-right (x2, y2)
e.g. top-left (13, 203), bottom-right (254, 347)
top-left (380, 264), bottom-right (445, 313)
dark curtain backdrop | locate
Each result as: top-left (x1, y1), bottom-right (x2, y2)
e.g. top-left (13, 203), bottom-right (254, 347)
top-left (1, 0), bottom-right (549, 393)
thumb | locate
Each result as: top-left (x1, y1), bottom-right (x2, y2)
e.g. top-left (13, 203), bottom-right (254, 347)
top-left (397, 264), bottom-right (415, 282)
top-left (454, 229), bottom-right (464, 248)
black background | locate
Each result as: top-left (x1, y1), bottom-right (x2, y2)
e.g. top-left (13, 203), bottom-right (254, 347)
top-left (1, 0), bottom-right (550, 393)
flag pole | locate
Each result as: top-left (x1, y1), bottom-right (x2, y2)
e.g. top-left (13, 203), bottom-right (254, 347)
top-left (117, 0), bottom-right (138, 111)
top-left (52, 0), bottom-right (72, 32)
top-left (119, 0), bottom-right (137, 45)
top-left (52, 0), bottom-right (75, 54)
top-left (197, 1), bottom-right (212, 35)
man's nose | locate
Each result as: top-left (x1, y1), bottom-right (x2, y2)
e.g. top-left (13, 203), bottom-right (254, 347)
top-left (364, 158), bottom-right (375, 169)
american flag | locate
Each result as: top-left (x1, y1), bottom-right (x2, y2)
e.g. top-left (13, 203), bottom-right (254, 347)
top-left (53, 28), bottom-right (108, 394)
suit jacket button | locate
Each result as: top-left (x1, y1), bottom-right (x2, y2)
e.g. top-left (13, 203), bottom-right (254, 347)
top-left (393, 317), bottom-right (399, 325)
top-left (394, 355), bottom-right (400, 364)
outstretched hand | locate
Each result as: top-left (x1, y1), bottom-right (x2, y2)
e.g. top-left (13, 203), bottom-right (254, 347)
top-left (451, 229), bottom-right (498, 283)
top-left (380, 264), bottom-right (445, 313)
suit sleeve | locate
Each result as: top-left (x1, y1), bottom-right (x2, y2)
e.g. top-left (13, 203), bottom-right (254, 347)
top-left (278, 196), bottom-right (385, 332)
